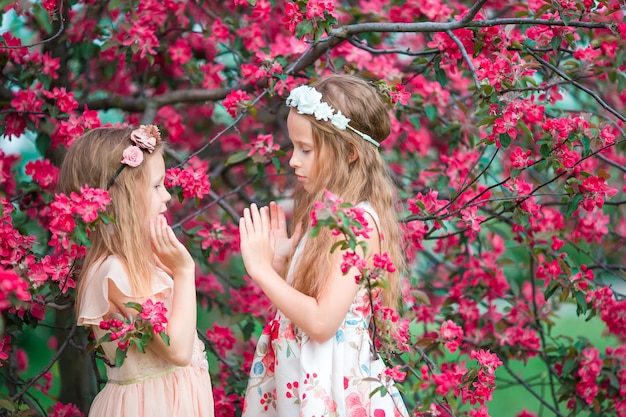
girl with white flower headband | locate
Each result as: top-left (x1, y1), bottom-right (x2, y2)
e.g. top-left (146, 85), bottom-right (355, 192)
top-left (240, 74), bottom-right (409, 416)
top-left (58, 126), bottom-right (214, 417)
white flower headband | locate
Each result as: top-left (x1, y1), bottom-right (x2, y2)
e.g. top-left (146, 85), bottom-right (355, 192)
top-left (106, 125), bottom-right (161, 190)
top-left (286, 85), bottom-right (380, 148)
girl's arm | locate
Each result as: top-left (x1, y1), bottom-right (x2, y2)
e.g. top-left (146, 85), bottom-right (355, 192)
top-left (108, 215), bottom-right (197, 366)
top-left (240, 204), bottom-right (379, 343)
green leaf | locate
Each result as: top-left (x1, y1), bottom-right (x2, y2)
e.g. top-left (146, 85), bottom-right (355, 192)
top-left (409, 115), bottom-right (421, 130)
top-left (295, 20), bottom-right (314, 39)
top-left (574, 291), bottom-right (587, 315)
top-left (566, 193), bottom-right (583, 217)
top-left (225, 151), bottom-right (249, 166)
top-left (517, 121), bottom-right (533, 139)
top-left (499, 133), bottom-right (512, 148)
top-left (98, 333), bottom-right (113, 343)
top-left (124, 301), bottom-right (143, 312)
top-left (544, 280), bottom-right (560, 301)
top-left (551, 36), bottom-right (561, 52)
top-left (540, 143), bottom-right (551, 158)
top-left (475, 115), bottom-right (498, 128)
top-left (134, 338), bottom-right (146, 353)
top-left (534, 5), bottom-right (553, 19)
top-left (160, 332), bottom-right (171, 346)
top-left (272, 156), bottom-right (281, 173)
top-left (424, 105), bottom-right (437, 121)
top-left (115, 348), bottom-right (128, 367)
top-left (0, 399), bottom-right (16, 412)
top-left (35, 134), bottom-right (51, 156)
top-left (73, 224), bottom-right (90, 246)
top-left (434, 64), bottom-right (448, 87)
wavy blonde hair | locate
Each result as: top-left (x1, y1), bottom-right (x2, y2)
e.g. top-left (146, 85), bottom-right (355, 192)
top-left (57, 127), bottom-right (165, 315)
top-left (288, 74), bottom-right (404, 310)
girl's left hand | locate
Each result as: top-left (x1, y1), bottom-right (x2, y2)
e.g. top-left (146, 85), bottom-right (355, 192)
top-left (239, 203), bottom-right (274, 280)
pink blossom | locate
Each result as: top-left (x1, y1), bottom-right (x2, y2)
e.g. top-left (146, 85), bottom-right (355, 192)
top-left (510, 147), bottom-right (533, 169)
top-left (282, 2), bottom-right (304, 34)
top-left (460, 206), bottom-right (486, 234)
top-left (42, 87), bottom-right (79, 113)
top-left (139, 299), bottom-right (168, 333)
top-left (440, 320), bottom-right (464, 353)
top-left (170, 38), bottom-right (192, 65)
top-left (48, 402), bottom-right (84, 417)
top-left (206, 324), bottom-right (236, 357)
top-left (25, 159), bottom-right (60, 190)
top-left (165, 165), bottom-right (211, 200)
top-left (373, 253), bottom-right (396, 273)
top-left (247, 133), bottom-right (280, 158)
top-left (222, 90), bottom-right (251, 117)
top-left (41, 52), bottom-right (60, 79)
top-left (383, 365), bottom-right (407, 382)
top-left (0, 267), bottom-right (32, 312)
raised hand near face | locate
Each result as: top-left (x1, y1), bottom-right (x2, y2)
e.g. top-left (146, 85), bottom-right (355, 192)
top-left (150, 214), bottom-right (194, 278)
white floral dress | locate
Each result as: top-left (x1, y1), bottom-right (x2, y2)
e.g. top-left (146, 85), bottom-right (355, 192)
top-left (242, 204), bottom-right (409, 417)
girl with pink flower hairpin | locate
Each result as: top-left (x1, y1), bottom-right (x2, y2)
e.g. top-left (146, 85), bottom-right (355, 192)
top-left (58, 126), bottom-right (214, 417)
top-left (239, 74), bottom-right (409, 416)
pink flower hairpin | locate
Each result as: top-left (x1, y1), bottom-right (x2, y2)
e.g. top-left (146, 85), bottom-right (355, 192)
top-left (107, 125), bottom-right (162, 189)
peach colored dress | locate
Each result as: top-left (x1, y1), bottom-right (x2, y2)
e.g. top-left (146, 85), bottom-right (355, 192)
top-left (78, 255), bottom-right (214, 417)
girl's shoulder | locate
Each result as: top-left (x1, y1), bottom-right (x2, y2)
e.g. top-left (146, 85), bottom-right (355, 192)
top-left (82, 255), bottom-right (134, 297)
top-left (84, 255), bottom-right (171, 297)
top-left (356, 201), bottom-right (382, 236)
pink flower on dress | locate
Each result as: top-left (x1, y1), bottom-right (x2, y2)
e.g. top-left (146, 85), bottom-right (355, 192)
top-left (121, 145), bottom-right (144, 167)
top-left (130, 124), bottom-right (160, 152)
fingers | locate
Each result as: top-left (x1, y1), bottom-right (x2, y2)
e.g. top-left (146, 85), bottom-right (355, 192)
top-left (249, 203), bottom-right (263, 235)
top-left (269, 201), bottom-right (281, 232)
top-left (243, 203), bottom-right (270, 237)
top-left (151, 215), bottom-right (182, 252)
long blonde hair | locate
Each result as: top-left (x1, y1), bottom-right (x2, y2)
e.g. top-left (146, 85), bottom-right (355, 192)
top-left (57, 127), bottom-right (165, 314)
top-left (288, 74), bottom-right (404, 310)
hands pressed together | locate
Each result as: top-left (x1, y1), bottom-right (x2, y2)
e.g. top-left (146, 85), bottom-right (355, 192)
top-left (239, 202), bottom-right (302, 280)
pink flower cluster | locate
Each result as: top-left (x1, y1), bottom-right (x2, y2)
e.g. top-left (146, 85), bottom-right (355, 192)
top-left (47, 402), bottom-right (83, 417)
top-left (206, 324), bottom-right (237, 357)
top-left (382, 365), bottom-right (407, 382)
top-left (576, 347), bottom-right (602, 405)
top-left (48, 186), bottom-right (111, 250)
top-left (139, 299), bottom-right (169, 333)
top-left (1, 201), bottom-right (36, 268)
top-left (98, 300), bottom-right (169, 356)
top-left (440, 320), bottom-right (464, 353)
top-left (25, 159), bottom-right (60, 191)
top-left (247, 133), bottom-right (280, 158)
top-left (222, 90), bottom-right (251, 117)
top-left (165, 165), bottom-right (211, 200)
top-left (0, 267), bottom-right (32, 312)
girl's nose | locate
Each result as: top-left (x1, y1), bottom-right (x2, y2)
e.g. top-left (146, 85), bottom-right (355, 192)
top-left (163, 189), bottom-right (172, 204)
top-left (289, 153), bottom-right (299, 168)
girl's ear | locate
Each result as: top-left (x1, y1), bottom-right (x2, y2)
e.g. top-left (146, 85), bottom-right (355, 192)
top-left (347, 143), bottom-right (359, 164)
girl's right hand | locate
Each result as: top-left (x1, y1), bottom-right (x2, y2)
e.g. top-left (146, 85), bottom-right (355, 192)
top-left (150, 214), bottom-right (194, 278)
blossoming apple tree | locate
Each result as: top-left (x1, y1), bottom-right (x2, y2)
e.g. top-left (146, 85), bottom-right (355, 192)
top-left (1, 0), bottom-right (625, 416)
